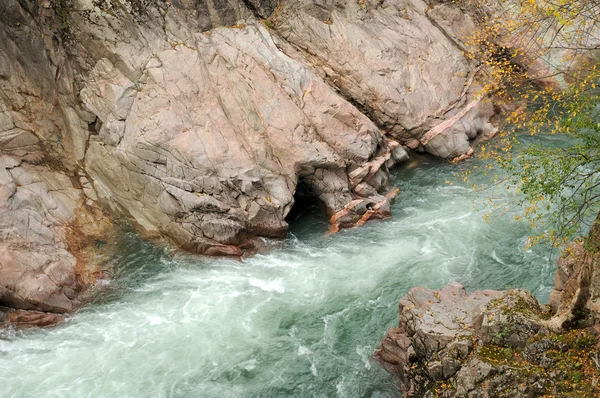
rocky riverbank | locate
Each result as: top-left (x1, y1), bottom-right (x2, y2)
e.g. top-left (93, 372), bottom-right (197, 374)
top-left (0, 0), bottom-right (500, 319)
top-left (375, 223), bottom-right (600, 397)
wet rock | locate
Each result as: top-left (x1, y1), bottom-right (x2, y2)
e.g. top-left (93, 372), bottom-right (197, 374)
top-left (0, 308), bottom-right (64, 329)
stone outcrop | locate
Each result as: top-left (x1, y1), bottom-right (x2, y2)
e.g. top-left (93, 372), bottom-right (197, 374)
top-left (376, 233), bottom-right (600, 397)
top-left (82, 27), bottom-right (404, 255)
top-left (270, 0), bottom-right (496, 159)
top-left (376, 283), bottom-right (600, 397)
top-left (548, 219), bottom-right (600, 330)
top-left (375, 283), bottom-right (505, 396)
top-left (0, 0), bottom-right (118, 318)
top-left (0, 0), bottom-right (497, 315)
top-left (0, 154), bottom-right (112, 313)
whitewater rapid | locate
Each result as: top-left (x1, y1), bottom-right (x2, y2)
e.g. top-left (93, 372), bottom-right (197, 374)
top-left (0, 153), bottom-right (556, 398)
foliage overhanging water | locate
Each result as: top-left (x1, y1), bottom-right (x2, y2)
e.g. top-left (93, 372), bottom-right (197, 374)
top-left (0, 143), bottom-right (559, 398)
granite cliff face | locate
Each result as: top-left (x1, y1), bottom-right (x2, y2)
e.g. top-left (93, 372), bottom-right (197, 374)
top-left (0, 0), bottom-right (496, 315)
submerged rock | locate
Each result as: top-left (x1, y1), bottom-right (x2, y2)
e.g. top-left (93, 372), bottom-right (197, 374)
top-left (0, 307), bottom-right (65, 329)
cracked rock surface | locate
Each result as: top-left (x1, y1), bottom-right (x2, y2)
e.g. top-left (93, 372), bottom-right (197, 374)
top-left (375, 283), bottom-right (503, 396)
top-left (0, 0), bottom-right (496, 314)
top-left (271, 0), bottom-right (497, 158)
top-left (376, 275), bottom-right (600, 397)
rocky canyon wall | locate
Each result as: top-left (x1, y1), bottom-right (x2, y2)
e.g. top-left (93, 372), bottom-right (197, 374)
top-left (0, 0), bottom-right (497, 315)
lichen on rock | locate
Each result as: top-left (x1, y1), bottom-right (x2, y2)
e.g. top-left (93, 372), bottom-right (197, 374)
top-left (375, 251), bottom-right (600, 398)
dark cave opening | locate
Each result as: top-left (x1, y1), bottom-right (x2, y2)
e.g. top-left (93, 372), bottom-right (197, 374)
top-left (285, 180), bottom-right (329, 234)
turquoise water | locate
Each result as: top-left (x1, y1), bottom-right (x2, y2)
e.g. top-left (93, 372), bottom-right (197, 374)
top-left (0, 150), bottom-right (557, 397)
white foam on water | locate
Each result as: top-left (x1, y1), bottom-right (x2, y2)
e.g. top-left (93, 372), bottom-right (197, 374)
top-left (0, 153), bottom-right (562, 398)
top-left (492, 250), bottom-right (506, 265)
top-left (356, 345), bottom-right (373, 370)
top-left (249, 278), bottom-right (285, 293)
top-left (298, 345), bottom-right (312, 356)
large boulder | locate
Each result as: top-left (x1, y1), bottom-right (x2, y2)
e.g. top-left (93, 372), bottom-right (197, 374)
top-left (375, 283), bottom-right (503, 396)
top-left (376, 282), bottom-right (600, 397)
top-left (82, 27), bottom-right (404, 254)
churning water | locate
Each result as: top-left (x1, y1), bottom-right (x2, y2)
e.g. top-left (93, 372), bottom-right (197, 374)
top-left (0, 143), bottom-right (559, 397)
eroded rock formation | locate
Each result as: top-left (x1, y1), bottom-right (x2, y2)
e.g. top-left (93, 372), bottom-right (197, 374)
top-left (376, 230), bottom-right (600, 397)
top-left (0, 0), bottom-right (496, 316)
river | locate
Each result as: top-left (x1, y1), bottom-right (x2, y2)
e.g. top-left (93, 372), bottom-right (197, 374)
top-left (0, 138), bottom-right (559, 398)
